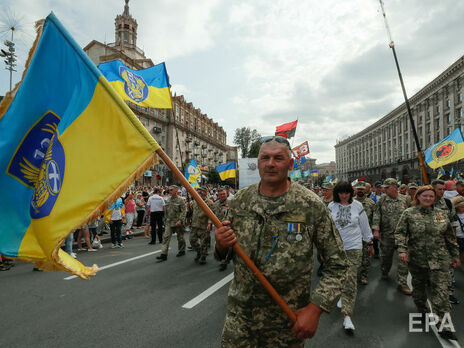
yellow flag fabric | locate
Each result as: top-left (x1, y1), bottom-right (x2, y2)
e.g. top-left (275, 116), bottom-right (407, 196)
top-left (0, 13), bottom-right (160, 279)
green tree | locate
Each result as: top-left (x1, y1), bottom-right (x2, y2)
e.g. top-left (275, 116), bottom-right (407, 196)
top-left (233, 127), bottom-right (261, 158)
top-left (206, 168), bottom-right (221, 185)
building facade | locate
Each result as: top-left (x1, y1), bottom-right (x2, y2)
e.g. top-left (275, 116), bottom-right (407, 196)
top-left (335, 55), bottom-right (464, 183)
top-left (83, 1), bottom-right (236, 185)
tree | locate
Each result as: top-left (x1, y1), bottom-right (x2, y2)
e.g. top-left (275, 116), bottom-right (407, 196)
top-left (233, 127), bottom-right (261, 158)
top-left (206, 168), bottom-right (221, 185)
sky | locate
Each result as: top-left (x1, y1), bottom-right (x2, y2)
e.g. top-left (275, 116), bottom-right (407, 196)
top-left (1, 0), bottom-right (464, 164)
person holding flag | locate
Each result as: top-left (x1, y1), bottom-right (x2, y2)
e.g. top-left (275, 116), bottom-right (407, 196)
top-left (214, 136), bottom-right (348, 346)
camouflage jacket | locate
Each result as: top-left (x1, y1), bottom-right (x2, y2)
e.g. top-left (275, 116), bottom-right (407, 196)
top-left (191, 198), bottom-right (213, 229)
top-left (404, 194), bottom-right (413, 208)
top-left (218, 181), bottom-right (348, 318)
top-left (213, 199), bottom-right (229, 221)
top-left (434, 197), bottom-right (456, 222)
top-left (395, 206), bottom-right (459, 269)
top-left (354, 196), bottom-right (375, 226)
top-left (371, 194), bottom-right (407, 235)
top-left (165, 196), bottom-right (187, 227)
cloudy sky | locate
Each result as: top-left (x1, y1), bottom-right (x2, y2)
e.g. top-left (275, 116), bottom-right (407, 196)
top-left (1, 0), bottom-right (464, 163)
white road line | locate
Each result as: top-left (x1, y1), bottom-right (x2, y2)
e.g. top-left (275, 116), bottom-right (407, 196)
top-left (407, 273), bottom-right (461, 348)
top-left (63, 250), bottom-right (162, 280)
top-left (182, 273), bottom-right (234, 309)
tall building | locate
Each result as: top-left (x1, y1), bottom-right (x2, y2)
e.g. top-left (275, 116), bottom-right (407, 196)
top-left (84, 0), bottom-right (236, 185)
top-left (335, 55), bottom-right (464, 183)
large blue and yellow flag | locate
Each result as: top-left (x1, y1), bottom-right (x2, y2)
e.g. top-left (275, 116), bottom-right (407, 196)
top-left (0, 13), bottom-right (160, 279)
top-left (185, 159), bottom-right (201, 184)
top-left (99, 59), bottom-right (172, 109)
top-left (425, 128), bottom-right (464, 169)
top-left (216, 161), bottom-right (236, 181)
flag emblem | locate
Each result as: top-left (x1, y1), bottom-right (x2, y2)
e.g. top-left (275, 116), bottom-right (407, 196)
top-left (432, 141), bottom-right (456, 161)
top-left (120, 66), bottom-right (149, 103)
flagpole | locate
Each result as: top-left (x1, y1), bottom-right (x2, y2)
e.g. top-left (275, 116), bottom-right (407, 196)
top-left (379, 0), bottom-right (429, 184)
top-left (155, 147), bottom-right (297, 323)
top-left (291, 116), bottom-right (298, 148)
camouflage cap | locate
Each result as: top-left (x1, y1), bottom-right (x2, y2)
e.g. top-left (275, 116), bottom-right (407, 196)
top-left (452, 196), bottom-right (464, 208)
top-left (382, 178), bottom-right (398, 187)
top-left (169, 185), bottom-right (179, 190)
top-left (408, 183), bottom-right (419, 189)
top-left (353, 181), bottom-right (366, 189)
top-left (313, 186), bottom-right (321, 190)
top-left (197, 186), bottom-right (207, 193)
top-left (322, 182), bottom-right (334, 189)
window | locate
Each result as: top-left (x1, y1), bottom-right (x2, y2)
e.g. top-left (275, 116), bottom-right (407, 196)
top-left (435, 119), bottom-right (440, 130)
top-left (124, 32), bottom-right (129, 43)
top-left (447, 100), bottom-right (451, 109)
top-left (459, 93), bottom-right (463, 102)
top-left (436, 105), bottom-right (440, 114)
top-left (446, 113), bottom-right (451, 125)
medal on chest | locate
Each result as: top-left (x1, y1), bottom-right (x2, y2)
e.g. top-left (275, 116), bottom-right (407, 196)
top-left (287, 223), bottom-right (303, 242)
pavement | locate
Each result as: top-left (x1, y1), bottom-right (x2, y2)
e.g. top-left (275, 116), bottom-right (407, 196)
top-left (1, 233), bottom-right (464, 348)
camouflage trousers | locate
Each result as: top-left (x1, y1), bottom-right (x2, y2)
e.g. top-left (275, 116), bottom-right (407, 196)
top-left (380, 236), bottom-right (408, 286)
top-left (222, 305), bottom-right (304, 348)
top-left (409, 263), bottom-right (450, 320)
top-left (357, 241), bottom-right (371, 282)
top-left (161, 225), bottom-right (185, 255)
top-left (189, 227), bottom-right (210, 258)
top-left (449, 266), bottom-right (455, 295)
top-left (341, 249), bottom-right (362, 317)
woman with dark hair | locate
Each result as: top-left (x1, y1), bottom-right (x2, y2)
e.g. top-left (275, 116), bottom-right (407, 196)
top-left (395, 185), bottom-right (460, 341)
top-left (328, 181), bottom-right (374, 335)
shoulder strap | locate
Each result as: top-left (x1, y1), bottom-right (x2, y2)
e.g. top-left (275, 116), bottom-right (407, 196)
top-left (444, 198), bottom-right (453, 212)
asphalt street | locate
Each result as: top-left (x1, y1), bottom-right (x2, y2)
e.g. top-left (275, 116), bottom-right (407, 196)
top-left (1, 232), bottom-right (463, 348)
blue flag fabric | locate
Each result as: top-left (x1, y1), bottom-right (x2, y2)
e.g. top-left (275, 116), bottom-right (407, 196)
top-left (293, 156), bottom-right (306, 169)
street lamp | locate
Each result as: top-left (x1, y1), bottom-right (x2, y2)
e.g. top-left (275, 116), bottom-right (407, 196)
top-left (0, 39), bottom-right (17, 91)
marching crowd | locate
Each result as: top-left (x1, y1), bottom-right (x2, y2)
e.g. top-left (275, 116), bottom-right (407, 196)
top-left (1, 157), bottom-right (462, 342)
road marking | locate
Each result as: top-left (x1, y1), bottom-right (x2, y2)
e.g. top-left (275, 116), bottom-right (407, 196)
top-left (182, 272), bottom-right (234, 309)
top-left (63, 250), bottom-right (162, 280)
top-left (407, 273), bottom-right (461, 348)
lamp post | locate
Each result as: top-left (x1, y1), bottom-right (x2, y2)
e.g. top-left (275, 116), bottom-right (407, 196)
top-left (0, 37), bottom-right (17, 91)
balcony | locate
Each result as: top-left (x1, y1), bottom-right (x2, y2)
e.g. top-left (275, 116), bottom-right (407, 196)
top-left (185, 137), bottom-right (192, 143)
top-left (152, 126), bottom-right (162, 134)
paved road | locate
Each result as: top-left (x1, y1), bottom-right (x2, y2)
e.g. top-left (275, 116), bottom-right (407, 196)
top-left (1, 233), bottom-right (463, 348)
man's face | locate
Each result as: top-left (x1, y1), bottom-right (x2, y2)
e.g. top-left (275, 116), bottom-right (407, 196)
top-left (399, 185), bottom-right (407, 194)
top-left (408, 188), bottom-right (417, 197)
top-left (313, 188), bottom-right (320, 194)
top-left (457, 184), bottom-right (464, 195)
top-left (218, 190), bottom-right (227, 202)
top-left (375, 186), bottom-right (382, 194)
top-left (356, 188), bottom-right (367, 198)
top-left (170, 189), bottom-right (178, 197)
top-left (365, 184), bottom-right (371, 194)
top-left (385, 185), bottom-right (398, 197)
top-left (322, 188), bottom-right (332, 199)
top-left (258, 143), bottom-right (293, 185)
top-left (434, 184), bottom-right (445, 199)
top-left (199, 190), bottom-right (207, 199)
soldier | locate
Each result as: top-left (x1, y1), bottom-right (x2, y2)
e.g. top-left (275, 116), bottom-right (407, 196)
top-left (213, 187), bottom-right (230, 271)
top-left (354, 181), bottom-right (375, 285)
top-left (405, 183), bottom-right (418, 207)
top-left (313, 185), bottom-right (322, 197)
top-left (399, 183), bottom-right (408, 196)
top-left (456, 180), bottom-right (464, 196)
top-left (214, 137), bottom-right (348, 347)
top-left (156, 185), bottom-right (187, 262)
top-left (372, 178), bottom-right (411, 295)
top-left (431, 179), bottom-right (459, 305)
top-left (395, 185), bottom-right (460, 341)
top-left (321, 182), bottom-right (334, 206)
top-left (189, 187), bottom-right (214, 265)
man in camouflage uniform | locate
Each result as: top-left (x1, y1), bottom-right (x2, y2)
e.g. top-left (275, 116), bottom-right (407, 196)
top-left (321, 182), bottom-right (333, 206)
top-left (213, 187), bottom-right (230, 271)
top-left (432, 179), bottom-right (459, 305)
top-left (395, 187), bottom-right (460, 341)
top-left (354, 181), bottom-right (375, 285)
top-left (372, 178), bottom-right (411, 295)
top-left (156, 185), bottom-right (187, 262)
top-left (189, 187), bottom-right (214, 265)
top-left (399, 183), bottom-right (408, 196)
top-left (405, 182), bottom-right (418, 207)
top-left (215, 138), bottom-right (348, 347)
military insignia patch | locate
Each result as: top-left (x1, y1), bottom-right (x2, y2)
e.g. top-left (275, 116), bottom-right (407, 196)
top-left (7, 111), bottom-right (65, 219)
top-left (119, 66), bottom-right (149, 103)
top-left (432, 140), bottom-right (456, 162)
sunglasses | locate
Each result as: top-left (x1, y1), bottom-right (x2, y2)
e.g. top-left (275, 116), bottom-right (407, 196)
top-left (263, 136), bottom-right (291, 149)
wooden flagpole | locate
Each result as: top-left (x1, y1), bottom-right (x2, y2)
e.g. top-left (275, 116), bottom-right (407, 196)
top-left (156, 147), bottom-right (297, 323)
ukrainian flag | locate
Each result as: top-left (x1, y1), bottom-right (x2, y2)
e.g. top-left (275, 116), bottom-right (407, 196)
top-left (425, 128), bottom-right (464, 169)
top-left (216, 161), bottom-right (237, 181)
top-left (0, 13), bottom-right (160, 279)
top-left (99, 60), bottom-right (172, 109)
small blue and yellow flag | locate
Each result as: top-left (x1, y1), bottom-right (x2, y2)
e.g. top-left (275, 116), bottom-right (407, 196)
top-left (0, 13), bottom-right (160, 279)
top-left (293, 156), bottom-right (306, 169)
top-left (99, 59), bottom-right (172, 109)
top-left (216, 161), bottom-right (236, 181)
top-left (311, 170), bottom-right (319, 177)
top-left (185, 159), bottom-right (201, 184)
top-left (425, 128), bottom-right (464, 169)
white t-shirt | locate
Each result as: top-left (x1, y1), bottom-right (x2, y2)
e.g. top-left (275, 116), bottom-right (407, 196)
top-left (328, 200), bottom-right (373, 250)
top-left (147, 194), bottom-right (166, 212)
top-left (452, 213), bottom-right (464, 238)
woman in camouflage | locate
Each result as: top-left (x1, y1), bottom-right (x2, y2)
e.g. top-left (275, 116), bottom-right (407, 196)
top-left (395, 185), bottom-right (460, 341)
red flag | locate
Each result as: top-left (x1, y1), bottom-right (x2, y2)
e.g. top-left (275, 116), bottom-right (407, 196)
top-left (275, 120), bottom-right (298, 139)
top-left (359, 177), bottom-right (366, 181)
top-left (292, 141), bottom-right (309, 158)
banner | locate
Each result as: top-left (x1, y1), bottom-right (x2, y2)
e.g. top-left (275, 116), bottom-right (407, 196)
top-left (238, 158), bottom-right (260, 189)
top-left (424, 128), bottom-right (464, 169)
top-left (185, 159), bottom-right (201, 183)
top-left (292, 141), bottom-right (309, 158)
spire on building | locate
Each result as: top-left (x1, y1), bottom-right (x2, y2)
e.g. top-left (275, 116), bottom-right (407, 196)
top-left (115, 0), bottom-right (138, 49)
